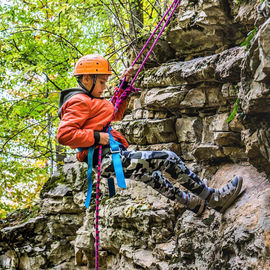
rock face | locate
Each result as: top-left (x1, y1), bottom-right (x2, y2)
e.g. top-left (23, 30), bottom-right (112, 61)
top-left (239, 17), bottom-right (270, 176)
top-left (1, 1), bottom-right (270, 270)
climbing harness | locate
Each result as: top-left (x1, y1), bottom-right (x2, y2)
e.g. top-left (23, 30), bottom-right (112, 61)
top-left (83, 1), bottom-right (181, 269)
top-left (78, 127), bottom-right (126, 208)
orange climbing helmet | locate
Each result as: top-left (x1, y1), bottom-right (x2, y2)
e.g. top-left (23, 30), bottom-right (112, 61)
top-left (74, 54), bottom-right (112, 76)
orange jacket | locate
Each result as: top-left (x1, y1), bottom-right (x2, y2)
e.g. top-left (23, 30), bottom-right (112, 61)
top-left (57, 87), bottom-right (128, 161)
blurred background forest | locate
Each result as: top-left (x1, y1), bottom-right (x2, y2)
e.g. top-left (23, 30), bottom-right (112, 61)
top-left (0, 0), bottom-right (170, 218)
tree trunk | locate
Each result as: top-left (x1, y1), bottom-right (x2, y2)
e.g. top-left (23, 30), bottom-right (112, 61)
top-left (56, 144), bottom-right (66, 169)
top-left (129, 0), bottom-right (144, 38)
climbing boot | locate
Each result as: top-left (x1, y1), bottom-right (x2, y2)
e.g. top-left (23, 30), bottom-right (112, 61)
top-left (207, 176), bottom-right (243, 213)
top-left (186, 193), bottom-right (206, 216)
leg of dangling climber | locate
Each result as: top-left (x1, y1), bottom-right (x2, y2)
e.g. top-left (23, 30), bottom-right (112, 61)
top-left (100, 152), bottom-right (205, 215)
top-left (101, 150), bottom-right (242, 214)
top-left (130, 168), bottom-right (206, 216)
top-left (117, 149), bottom-right (211, 200)
top-left (146, 171), bottom-right (206, 216)
top-left (138, 150), bottom-right (214, 201)
top-left (158, 151), bottom-right (243, 213)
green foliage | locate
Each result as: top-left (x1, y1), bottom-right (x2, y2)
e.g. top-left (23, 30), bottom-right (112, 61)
top-left (241, 26), bottom-right (258, 49)
top-left (0, 157), bottom-right (47, 219)
top-left (234, 0), bottom-right (252, 4)
top-left (0, 0), bottom-right (168, 218)
top-left (226, 98), bottom-right (240, 124)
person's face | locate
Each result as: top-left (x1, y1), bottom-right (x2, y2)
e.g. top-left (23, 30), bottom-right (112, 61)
top-left (82, 74), bottom-right (109, 97)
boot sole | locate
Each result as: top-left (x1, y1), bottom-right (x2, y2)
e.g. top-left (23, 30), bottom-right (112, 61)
top-left (220, 176), bottom-right (243, 213)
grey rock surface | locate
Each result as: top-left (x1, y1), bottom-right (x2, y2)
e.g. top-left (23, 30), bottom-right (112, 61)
top-left (1, 1), bottom-right (270, 269)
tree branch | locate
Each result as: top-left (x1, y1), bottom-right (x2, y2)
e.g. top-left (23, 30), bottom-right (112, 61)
top-left (1, 116), bottom-right (58, 151)
top-left (4, 26), bottom-right (84, 55)
top-left (43, 73), bottom-right (62, 91)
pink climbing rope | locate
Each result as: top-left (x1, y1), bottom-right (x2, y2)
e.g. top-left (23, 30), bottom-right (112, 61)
top-left (94, 1), bottom-right (180, 269)
top-left (130, 0), bottom-right (181, 87)
top-left (111, 0), bottom-right (179, 105)
top-left (95, 144), bottom-right (103, 269)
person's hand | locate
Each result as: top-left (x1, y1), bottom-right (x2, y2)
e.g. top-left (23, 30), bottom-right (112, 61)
top-left (99, 132), bottom-right (110, 145)
top-left (121, 66), bottom-right (134, 82)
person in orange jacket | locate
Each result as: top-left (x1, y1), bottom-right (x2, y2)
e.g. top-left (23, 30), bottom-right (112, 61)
top-left (57, 55), bottom-right (130, 158)
top-left (57, 54), bottom-right (243, 215)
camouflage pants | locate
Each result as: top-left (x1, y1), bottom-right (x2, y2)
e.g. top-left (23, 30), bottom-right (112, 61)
top-left (100, 150), bottom-right (211, 205)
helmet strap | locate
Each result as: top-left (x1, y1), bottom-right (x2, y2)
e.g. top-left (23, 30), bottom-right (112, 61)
top-left (76, 75), bottom-right (97, 97)
top-left (89, 75), bottom-right (97, 95)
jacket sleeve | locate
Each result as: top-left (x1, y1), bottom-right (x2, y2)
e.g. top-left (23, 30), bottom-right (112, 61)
top-left (111, 86), bottom-right (128, 121)
top-left (57, 97), bottom-right (95, 148)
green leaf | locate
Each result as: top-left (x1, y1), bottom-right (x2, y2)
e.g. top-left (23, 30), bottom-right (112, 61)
top-left (241, 26), bottom-right (258, 49)
top-left (226, 99), bottom-right (240, 123)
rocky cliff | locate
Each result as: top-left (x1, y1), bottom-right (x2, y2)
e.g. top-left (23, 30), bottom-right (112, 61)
top-left (1, 1), bottom-right (270, 269)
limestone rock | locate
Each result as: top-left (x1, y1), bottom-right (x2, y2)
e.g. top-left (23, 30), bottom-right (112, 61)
top-left (1, 216), bottom-right (46, 241)
top-left (166, 0), bottom-right (243, 58)
top-left (43, 184), bottom-right (72, 199)
top-left (228, 115), bottom-right (245, 132)
top-left (232, 0), bottom-right (259, 27)
top-left (0, 250), bottom-right (18, 269)
top-left (239, 17), bottom-right (270, 114)
top-left (143, 86), bottom-right (187, 110)
top-left (179, 143), bottom-right (196, 161)
top-left (241, 125), bottom-right (270, 176)
top-left (222, 146), bottom-right (247, 163)
top-left (176, 117), bottom-right (202, 143)
top-left (153, 239), bottom-right (177, 260)
top-left (193, 144), bottom-right (225, 162)
top-left (214, 131), bottom-right (241, 146)
top-left (19, 254), bottom-right (45, 270)
top-left (180, 86), bottom-right (206, 109)
top-left (141, 83), bottom-right (229, 114)
top-left (40, 160), bottom-right (87, 199)
top-left (40, 196), bottom-right (82, 215)
top-left (119, 118), bottom-right (177, 145)
top-left (201, 113), bottom-right (230, 144)
top-left (221, 83), bottom-right (238, 100)
top-left (139, 47), bottom-right (244, 88)
top-left (47, 241), bottom-right (74, 265)
top-left (129, 142), bottom-right (181, 156)
top-left (47, 214), bottom-right (83, 237)
top-left (215, 47), bottom-right (246, 81)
